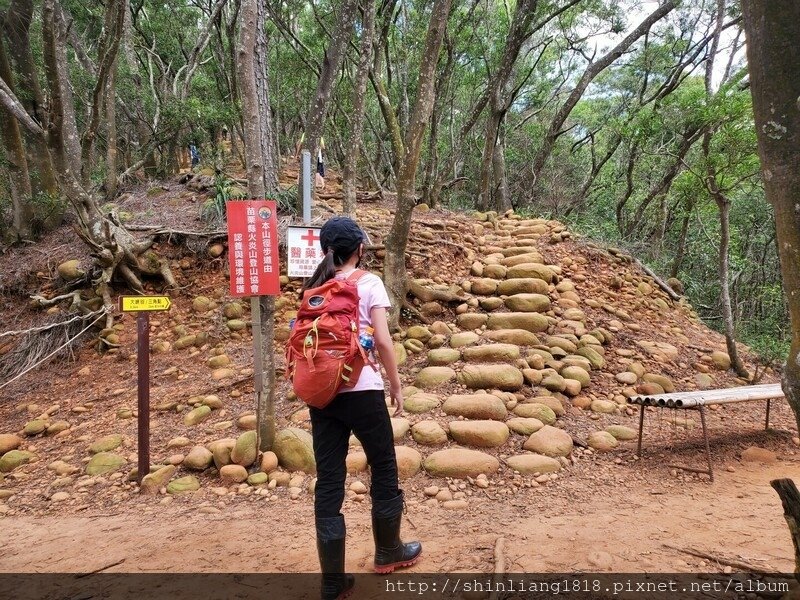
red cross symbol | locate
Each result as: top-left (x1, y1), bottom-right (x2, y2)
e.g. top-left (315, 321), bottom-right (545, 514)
top-left (301, 229), bottom-right (320, 246)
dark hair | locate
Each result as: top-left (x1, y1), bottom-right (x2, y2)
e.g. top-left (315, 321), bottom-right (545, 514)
top-left (301, 217), bottom-right (365, 292)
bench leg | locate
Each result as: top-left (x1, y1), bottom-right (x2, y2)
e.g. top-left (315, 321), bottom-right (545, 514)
top-left (637, 404), bottom-right (646, 457)
top-left (699, 405), bottom-right (713, 482)
top-left (766, 398), bottom-right (771, 431)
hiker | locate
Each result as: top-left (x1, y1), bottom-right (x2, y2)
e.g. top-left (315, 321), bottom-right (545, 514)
top-left (298, 217), bottom-right (421, 599)
top-left (295, 133), bottom-right (326, 189)
top-left (189, 143), bottom-right (200, 168)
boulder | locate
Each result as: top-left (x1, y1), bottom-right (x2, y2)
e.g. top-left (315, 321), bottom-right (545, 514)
top-left (484, 329), bottom-right (540, 346)
top-left (404, 393), bottom-right (441, 414)
top-left (89, 434), bottom-right (123, 454)
top-left (711, 351), bottom-right (731, 371)
top-left (346, 451), bottom-right (368, 474)
top-left (449, 332), bottom-right (480, 347)
top-left (85, 452), bottom-right (126, 475)
top-left (487, 312), bottom-right (549, 333)
top-left (220, 464), bottom-right (249, 484)
top-left (427, 348), bottom-right (461, 366)
top-left (260, 451), bottom-right (279, 473)
top-left (184, 446), bottom-right (214, 470)
top-left (615, 372), bottom-right (639, 385)
top-left (642, 373), bottom-right (676, 393)
top-left (497, 278), bottom-right (549, 295)
top-left (0, 434), bottom-right (22, 455)
top-left (505, 454), bottom-right (561, 475)
top-left (590, 400), bottom-right (618, 414)
top-left (395, 446), bottom-right (423, 479)
top-left (456, 313), bottom-right (488, 330)
top-left (506, 263), bottom-right (555, 282)
top-left (483, 264), bottom-right (508, 279)
top-left (140, 465), bottom-right (176, 494)
top-left (23, 420), bottom-right (47, 436)
top-left (167, 475), bottom-right (200, 494)
top-left (533, 395), bottom-right (565, 417)
top-left (541, 373), bottom-right (566, 393)
top-left (423, 449), bottom-right (500, 478)
top-left (273, 428), bottom-right (316, 473)
top-left (462, 344), bottom-right (520, 362)
top-left (470, 278), bottom-right (499, 295)
top-left (512, 403), bottom-right (556, 425)
top-left (394, 342), bottom-right (408, 365)
top-left (458, 364), bottom-right (523, 391)
top-left (587, 431), bottom-right (618, 452)
top-left (184, 405), bottom-right (212, 426)
top-left (507, 417), bottom-right (545, 435)
top-left (208, 438), bottom-right (236, 469)
top-left (406, 325), bottom-right (432, 343)
top-left (247, 472), bottom-right (269, 486)
top-left (504, 294), bottom-right (551, 313)
top-left (411, 420), bottom-right (448, 446)
top-left (442, 394), bottom-right (507, 420)
top-left (500, 252), bottom-right (543, 267)
top-left (448, 420), bottom-right (509, 448)
top-left (561, 366), bottom-right (590, 388)
top-left (523, 425), bottom-right (573, 457)
top-left (741, 446), bottom-right (777, 463)
top-left (695, 373), bottom-right (714, 389)
top-left (57, 259), bottom-right (84, 281)
top-left (0, 449), bottom-right (36, 472)
top-left (231, 431), bottom-right (257, 467)
top-left (391, 418), bottom-right (410, 441)
top-left (576, 346), bottom-right (605, 370)
top-left (605, 425), bottom-right (638, 442)
top-left (414, 367), bottom-right (457, 388)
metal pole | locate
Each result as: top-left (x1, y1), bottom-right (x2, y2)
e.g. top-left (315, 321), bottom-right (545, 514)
top-left (136, 312), bottom-right (150, 484)
top-left (637, 405), bottom-right (645, 458)
top-left (698, 405), bottom-right (713, 482)
top-left (302, 149), bottom-right (312, 223)
top-left (765, 398), bottom-right (771, 431)
top-left (252, 296), bottom-right (264, 460)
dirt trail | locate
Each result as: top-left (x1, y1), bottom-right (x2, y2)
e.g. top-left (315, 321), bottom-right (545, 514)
top-left (1, 458), bottom-right (794, 575)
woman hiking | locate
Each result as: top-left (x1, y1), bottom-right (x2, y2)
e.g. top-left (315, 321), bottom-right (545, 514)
top-left (301, 216), bottom-right (422, 599)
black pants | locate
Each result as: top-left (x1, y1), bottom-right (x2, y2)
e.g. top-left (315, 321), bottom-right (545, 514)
top-left (310, 389), bottom-right (400, 521)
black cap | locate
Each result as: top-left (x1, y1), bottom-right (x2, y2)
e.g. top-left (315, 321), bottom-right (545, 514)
top-left (319, 216), bottom-right (365, 257)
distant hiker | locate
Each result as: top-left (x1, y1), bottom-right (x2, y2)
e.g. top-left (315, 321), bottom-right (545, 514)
top-left (290, 217), bottom-right (421, 599)
top-left (189, 144), bottom-right (200, 168)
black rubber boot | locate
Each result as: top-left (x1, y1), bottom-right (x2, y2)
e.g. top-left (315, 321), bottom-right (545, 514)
top-left (316, 516), bottom-right (355, 600)
top-left (372, 494), bottom-right (422, 573)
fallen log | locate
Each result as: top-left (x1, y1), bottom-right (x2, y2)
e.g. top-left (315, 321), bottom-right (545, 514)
top-left (633, 258), bottom-right (681, 301)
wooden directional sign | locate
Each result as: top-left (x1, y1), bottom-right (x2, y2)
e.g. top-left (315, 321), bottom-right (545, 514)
top-left (119, 296), bottom-right (172, 312)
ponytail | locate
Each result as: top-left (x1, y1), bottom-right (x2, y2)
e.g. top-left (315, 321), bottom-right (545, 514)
top-left (301, 251), bottom-right (336, 293)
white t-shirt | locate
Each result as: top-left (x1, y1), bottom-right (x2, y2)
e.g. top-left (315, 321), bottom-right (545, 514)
top-left (335, 270), bottom-right (391, 392)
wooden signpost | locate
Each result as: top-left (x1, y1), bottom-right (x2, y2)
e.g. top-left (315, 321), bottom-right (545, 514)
top-left (119, 295), bottom-right (172, 483)
top-left (225, 200), bottom-right (280, 454)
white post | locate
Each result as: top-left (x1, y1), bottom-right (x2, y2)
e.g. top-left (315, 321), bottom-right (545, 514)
top-left (301, 149), bottom-right (312, 224)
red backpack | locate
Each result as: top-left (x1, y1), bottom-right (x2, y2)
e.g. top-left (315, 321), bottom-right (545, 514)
top-left (286, 270), bottom-right (374, 409)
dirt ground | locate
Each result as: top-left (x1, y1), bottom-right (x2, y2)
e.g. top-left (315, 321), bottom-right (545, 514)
top-left (1, 168), bottom-right (797, 588)
top-left (1, 443), bottom-right (795, 576)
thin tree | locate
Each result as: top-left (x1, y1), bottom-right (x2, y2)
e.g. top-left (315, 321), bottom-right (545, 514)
top-left (238, 0), bottom-right (279, 450)
top-left (298, 0), bottom-right (359, 212)
top-left (742, 0), bottom-right (800, 430)
top-left (529, 0), bottom-right (676, 182)
top-left (383, 0), bottom-right (453, 330)
top-left (341, 0), bottom-right (376, 216)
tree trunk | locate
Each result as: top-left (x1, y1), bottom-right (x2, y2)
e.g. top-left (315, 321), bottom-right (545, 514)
top-left (341, 0), bottom-right (376, 216)
top-left (715, 193), bottom-right (749, 377)
top-left (771, 479), bottom-right (800, 576)
top-left (238, 0), bottom-right (278, 451)
top-left (105, 52), bottom-right (119, 200)
top-left (742, 0), bottom-right (800, 433)
top-left (0, 30), bottom-right (33, 241)
top-left (530, 1), bottom-right (676, 182)
top-left (298, 0), bottom-right (359, 212)
top-left (492, 129), bottom-right (511, 212)
top-left (3, 0), bottom-right (59, 198)
top-left (383, 0), bottom-right (452, 330)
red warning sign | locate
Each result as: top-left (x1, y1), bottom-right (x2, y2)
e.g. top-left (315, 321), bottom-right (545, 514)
top-left (226, 200), bottom-right (280, 297)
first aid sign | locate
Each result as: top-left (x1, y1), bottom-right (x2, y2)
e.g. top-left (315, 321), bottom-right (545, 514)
top-left (287, 226), bottom-right (324, 278)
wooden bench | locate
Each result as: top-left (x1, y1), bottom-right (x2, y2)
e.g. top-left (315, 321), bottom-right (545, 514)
top-left (628, 383), bottom-right (784, 481)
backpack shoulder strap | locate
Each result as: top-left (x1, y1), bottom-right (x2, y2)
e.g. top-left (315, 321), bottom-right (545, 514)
top-left (346, 269), bottom-right (368, 284)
